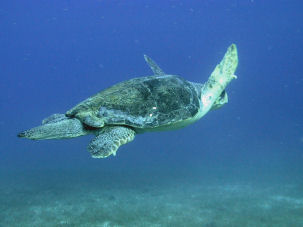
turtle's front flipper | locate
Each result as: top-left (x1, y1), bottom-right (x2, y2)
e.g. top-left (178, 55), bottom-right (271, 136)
top-left (88, 126), bottom-right (135, 158)
top-left (200, 44), bottom-right (238, 116)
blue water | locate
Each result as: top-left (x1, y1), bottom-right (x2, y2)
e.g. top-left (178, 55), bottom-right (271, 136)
top-left (1, 1), bottom-right (303, 226)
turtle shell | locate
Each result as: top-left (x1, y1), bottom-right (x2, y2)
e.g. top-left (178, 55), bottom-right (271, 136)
top-left (67, 75), bottom-right (201, 129)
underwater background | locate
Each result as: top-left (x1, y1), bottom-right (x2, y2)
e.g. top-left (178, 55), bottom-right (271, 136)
top-left (1, 0), bottom-right (303, 226)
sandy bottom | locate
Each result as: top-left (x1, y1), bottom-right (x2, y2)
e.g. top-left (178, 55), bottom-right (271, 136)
top-left (1, 169), bottom-right (303, 227)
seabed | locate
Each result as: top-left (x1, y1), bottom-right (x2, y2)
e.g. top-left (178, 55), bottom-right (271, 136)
top-left (1, 167), bottom-right (303, 227)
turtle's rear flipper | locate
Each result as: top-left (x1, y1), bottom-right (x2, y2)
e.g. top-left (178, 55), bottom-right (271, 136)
top-left (18, 114), bottom-right (89, 140)
top-left (88, 126), bottom-right (135, 158)
top-left (144, 54), bottom-right (165, 76)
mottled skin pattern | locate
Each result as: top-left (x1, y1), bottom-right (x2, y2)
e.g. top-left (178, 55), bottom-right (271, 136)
top-left (88, 126), bottom-right (135, 158)
top-left (18, 44), bottom-right (238, 158)
top-left (18, 114), bottom-right (88, 140)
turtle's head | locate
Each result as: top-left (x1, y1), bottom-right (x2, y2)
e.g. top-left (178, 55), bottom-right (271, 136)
top-left (18, 114), bottom-right (90, 140)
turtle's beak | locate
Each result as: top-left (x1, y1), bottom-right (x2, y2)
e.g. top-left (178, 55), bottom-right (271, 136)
top-left (17, 125), bottom-right (56, 140)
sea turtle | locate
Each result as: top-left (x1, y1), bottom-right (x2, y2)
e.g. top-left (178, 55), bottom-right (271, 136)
top-left (18, 44), bottom-right (238, 158)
